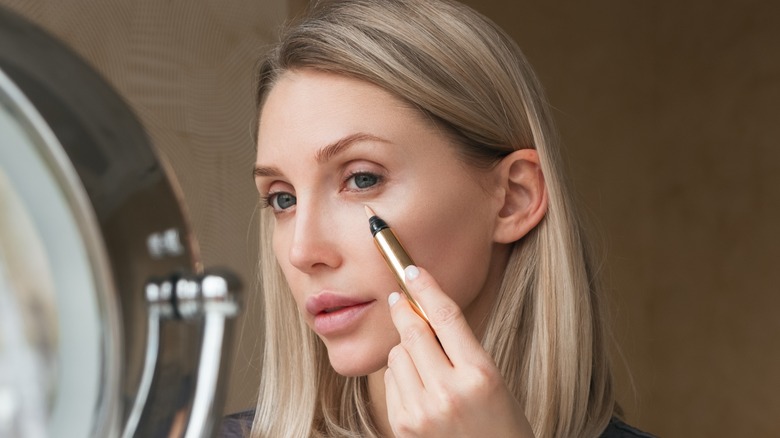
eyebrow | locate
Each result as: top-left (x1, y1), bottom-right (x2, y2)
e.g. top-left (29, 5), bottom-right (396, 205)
top-left (253, 165), bottom-right (282, 178)
top-left (314, 132), bottom-right (390, 163)
top-left (253, 132), bottom-right (390, 179)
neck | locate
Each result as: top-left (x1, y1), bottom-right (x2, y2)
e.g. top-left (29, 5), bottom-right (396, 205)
top-left (463, 242), bottom-right (511, 339)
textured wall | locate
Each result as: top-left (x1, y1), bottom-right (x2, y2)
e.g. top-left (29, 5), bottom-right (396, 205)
top-left (0, 0), bottom-right (289, 415)
top-left (646, 3), bottom-right (780, 435)
top-left (464, 1), bottom-right (780, 436)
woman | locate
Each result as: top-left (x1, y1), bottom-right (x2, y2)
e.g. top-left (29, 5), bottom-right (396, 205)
top-left (227, 0), bottom-right (653, 436)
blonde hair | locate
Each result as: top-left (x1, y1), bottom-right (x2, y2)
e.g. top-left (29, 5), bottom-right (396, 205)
top-left (252, 0), bottom-right (615, 436)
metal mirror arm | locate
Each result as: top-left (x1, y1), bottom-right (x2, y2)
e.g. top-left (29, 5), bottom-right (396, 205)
top-left (185, 273), bottom-right (241, 437)
top-left (122, 271), bottom-right (240, 438)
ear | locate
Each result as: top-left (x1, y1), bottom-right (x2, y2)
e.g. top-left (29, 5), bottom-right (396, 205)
top-left (493, 148), bottom-right (548, 244)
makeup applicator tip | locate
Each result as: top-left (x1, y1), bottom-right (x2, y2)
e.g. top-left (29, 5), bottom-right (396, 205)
top-left (364, 205), bottom-right (376, 218)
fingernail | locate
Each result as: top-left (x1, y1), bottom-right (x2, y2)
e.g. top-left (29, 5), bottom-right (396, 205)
top-left (404, 265), bottom-right (420, 281)
top-left (388, 292), bottom-right (401, 306)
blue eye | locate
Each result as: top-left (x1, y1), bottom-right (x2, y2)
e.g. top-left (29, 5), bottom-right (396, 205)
top-left (266, 192), bottom-right (296, 211)
top-left (347, 172), bottom-right (380, 190)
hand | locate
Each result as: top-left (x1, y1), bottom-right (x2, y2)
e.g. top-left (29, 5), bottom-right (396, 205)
top-left (384, 265), bottom-right (535, 438)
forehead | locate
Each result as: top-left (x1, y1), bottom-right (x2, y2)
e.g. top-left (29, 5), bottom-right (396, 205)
top-left (256, 70), bottom-right (428, 155)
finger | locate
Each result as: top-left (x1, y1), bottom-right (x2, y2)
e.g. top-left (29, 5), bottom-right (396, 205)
top-left (385, 344), bottom-right (424, 406)
top-left (388, 291), bottom-right (451, 383)
top-left (403, 265), bottom-right (487, 365)
top-left (384, 368), bottom-right (413, 438)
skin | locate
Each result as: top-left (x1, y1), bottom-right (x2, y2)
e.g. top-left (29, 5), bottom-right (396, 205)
top-left (255, 69), bottom-right (545, 437)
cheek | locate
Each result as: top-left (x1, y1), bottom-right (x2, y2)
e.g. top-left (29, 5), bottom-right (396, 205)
top-left (271, 224), bottom-right (289, 269)
top-left (418, 227), bottom-right (493, 306)
top-left (399, 193), bottom-right (496, 306)
top-left (270, 222), bottom-right (302, 297)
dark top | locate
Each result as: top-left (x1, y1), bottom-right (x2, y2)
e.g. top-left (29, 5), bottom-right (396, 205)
top-left (218, 410), bottom-right (254, 437)
top-left (600, 417), bottom-right (656, 438)
top-left (218, 410), bottom-right (655, 437)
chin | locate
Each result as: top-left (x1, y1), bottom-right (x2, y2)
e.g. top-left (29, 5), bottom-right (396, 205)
top-left (325, 344), bottom-right (389, 377)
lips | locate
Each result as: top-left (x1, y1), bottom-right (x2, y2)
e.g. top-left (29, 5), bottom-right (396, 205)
top-left (306, 291), bottom-right (376, 335)
top-left (305, 292), bottom-right (372, 315)
top-left (323, 306), bottom-right (345, 313)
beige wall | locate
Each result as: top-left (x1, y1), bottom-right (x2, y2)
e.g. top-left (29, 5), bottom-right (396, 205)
top-left (3, 0), bottom-right (779, 436)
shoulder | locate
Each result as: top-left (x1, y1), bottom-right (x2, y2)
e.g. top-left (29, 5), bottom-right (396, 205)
top-left (599, 417), bottom-right (656, 438)
top-left (217, 409), bottom-right (255, 438)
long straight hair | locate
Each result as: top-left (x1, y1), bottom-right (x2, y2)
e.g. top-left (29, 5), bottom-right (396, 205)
top-left (252, 1), bottom-right (615, 436)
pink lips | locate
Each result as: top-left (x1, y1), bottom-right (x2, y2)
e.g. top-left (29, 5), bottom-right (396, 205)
top-left (306, 292), bottom-right (376, 335)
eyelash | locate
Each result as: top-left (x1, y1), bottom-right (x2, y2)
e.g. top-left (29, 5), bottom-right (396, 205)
top-left (343, 170), bottom-right (384, 192)
top-left (259, 193), bottom-right (277, 210)
top-left (260, 170), bottom-right (384, 213)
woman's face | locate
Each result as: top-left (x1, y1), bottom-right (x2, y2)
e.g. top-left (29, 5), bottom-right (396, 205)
top-left (255, 70), bottom-right (509, 376)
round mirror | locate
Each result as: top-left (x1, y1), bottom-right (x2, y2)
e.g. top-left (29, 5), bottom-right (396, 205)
top-left (0, 68), bottom-right (117, 437)
top-left (0, 6), bottom-right (239, 437)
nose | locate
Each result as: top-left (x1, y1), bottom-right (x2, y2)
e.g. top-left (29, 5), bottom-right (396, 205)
top-left (288, 202), bottom-right (342, 273)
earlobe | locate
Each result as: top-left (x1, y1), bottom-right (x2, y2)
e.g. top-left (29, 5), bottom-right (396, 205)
top-left (493, 149), bottom-right (548, 244)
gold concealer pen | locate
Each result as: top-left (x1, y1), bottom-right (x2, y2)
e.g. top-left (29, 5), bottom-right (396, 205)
top-left (364, 205), bottom-right (431, 325)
